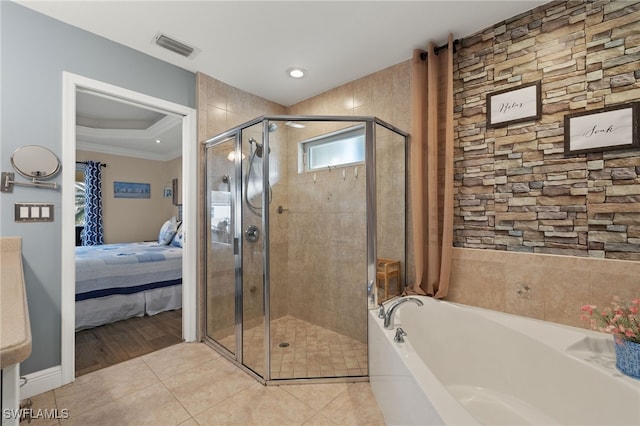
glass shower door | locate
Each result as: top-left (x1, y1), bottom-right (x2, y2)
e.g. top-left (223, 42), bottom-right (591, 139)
top-left (240, 123), bottom-right (266, 378)
top-left (268, 119), bottom-right (369, 380)
top-left (204, 126), bottom-right (268, 380)
top-left (205, 136), bottom-right (239, 357)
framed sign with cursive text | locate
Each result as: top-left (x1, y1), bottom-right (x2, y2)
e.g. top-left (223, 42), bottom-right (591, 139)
top-left (564, 103), bottom-right (639, 156)
top-left (486, 81), bottom-right (541, 128)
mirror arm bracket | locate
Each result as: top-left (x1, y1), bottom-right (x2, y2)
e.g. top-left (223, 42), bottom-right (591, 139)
top-left (1, 172), bottom-right (58, 193)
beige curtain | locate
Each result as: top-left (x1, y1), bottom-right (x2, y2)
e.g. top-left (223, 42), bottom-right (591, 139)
top-left (409, 34), bottom-right (455, 298)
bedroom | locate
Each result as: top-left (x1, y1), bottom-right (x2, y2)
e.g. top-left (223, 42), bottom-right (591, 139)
top-left (74, 91), bottom-right (185, 376)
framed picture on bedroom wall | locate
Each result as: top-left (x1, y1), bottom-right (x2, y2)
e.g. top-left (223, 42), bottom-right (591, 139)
top-left (114, 181), bottom-right (151, 198)
top-left (564, 103), bottom-right (639, 156)
top-left (486, 81), bottom-right (541, 128)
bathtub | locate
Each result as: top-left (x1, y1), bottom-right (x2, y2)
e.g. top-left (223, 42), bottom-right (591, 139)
top-left (369, 296), bottom-right (640, 426)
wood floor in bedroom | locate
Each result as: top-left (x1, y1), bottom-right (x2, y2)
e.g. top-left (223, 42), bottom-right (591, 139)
top-left (75, 309), bottom-right (182, 377)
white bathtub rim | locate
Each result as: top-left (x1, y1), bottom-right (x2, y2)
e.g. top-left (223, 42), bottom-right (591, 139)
top-left (436, 298), bottom-right (640, 390)
top-left (372, 297), bottom-right (640, 426)
top-left (370, 309), bottom-right (481, 426)
top-left (386, 296), bottom-right (640, 390)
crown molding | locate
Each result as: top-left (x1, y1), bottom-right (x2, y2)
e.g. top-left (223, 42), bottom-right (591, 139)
top-left (75, 115), bottom-right (181, 161)
top-left (76, 140), bottom-right (181, 161)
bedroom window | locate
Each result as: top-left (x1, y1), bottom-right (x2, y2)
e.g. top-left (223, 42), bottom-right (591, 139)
top-left (298, 124), bottom-right (365, 172)
top-left (75, 166), bottom-right (86, 226)
top-left (210, 190), bottom-right (231, 244)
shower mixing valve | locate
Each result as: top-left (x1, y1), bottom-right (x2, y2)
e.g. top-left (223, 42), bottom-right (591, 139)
top-left (245, 225), bottom-right (260, 243)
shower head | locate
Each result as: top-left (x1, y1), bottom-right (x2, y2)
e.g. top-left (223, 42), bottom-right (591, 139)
top-left (247, 136), bottom-right (270, 158)
top-left (255, 143), bottom-right (268, 158)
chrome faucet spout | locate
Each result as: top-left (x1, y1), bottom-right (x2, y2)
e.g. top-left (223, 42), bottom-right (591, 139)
top-left (383, 297), bottom-right (423, 329)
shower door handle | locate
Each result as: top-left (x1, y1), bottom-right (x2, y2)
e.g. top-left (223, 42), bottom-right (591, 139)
top-left (245, 225), bottom-right (259, 243)
top-left (233, 237), bottom-right (239, 254)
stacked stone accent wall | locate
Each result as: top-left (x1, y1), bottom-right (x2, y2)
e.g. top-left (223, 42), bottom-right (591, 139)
top-left (453, 0), bottom-right (640, 260)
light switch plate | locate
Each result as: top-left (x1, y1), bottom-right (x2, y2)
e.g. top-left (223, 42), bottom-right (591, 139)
top-left (14, 203), bottom-right (54, 222)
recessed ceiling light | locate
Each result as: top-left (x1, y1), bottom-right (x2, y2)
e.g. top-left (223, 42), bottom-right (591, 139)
top-left (287, 68), bottom-right (306, 78)
top-left (156, 139), bottom-right (161, 144)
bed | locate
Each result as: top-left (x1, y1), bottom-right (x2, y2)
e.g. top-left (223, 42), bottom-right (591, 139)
top-left (75, 241), bottom-right (182, 330)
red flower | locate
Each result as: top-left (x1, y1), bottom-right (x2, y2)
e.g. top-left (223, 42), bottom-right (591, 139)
top-left (580, 297), bottom-right (640, 344)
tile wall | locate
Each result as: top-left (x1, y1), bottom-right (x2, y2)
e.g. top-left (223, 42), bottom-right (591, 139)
top-left (197, 0), bottom-right (640, 338)
top-left (197, 62), bottom-right (411, 343)
top-left (449, 0), bottom-right (640, 326)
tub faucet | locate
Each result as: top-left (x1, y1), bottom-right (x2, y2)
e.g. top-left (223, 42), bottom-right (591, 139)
top-left (384, 297), bottom-right (423, 329)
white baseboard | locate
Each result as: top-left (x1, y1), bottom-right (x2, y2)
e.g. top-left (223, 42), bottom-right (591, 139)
top-left (20, 366), bottom-right (63, 399)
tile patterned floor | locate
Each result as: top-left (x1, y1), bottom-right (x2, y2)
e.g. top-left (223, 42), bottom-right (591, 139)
top-left (219, 316), bottom-right (368, 379)
top-left (26, 342), bottom-right (385, 426)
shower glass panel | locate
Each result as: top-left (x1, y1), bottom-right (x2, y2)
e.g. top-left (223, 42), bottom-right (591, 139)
top-left (240, 122), bottom-right (266, 377)
top-left (203, 116), bottom-right (407, 384)
top-left (205, 136), bottom-right (238, 356)
top-left (375, 123), bottom-right (406, 302)
top-left (269, 120), bottom-right (368, 380)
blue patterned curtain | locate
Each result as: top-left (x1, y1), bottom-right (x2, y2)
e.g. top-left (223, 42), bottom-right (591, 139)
top-left (82, 161), bottom-right (104, 245)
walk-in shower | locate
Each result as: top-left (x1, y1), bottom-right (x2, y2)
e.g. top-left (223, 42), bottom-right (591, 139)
top-left (204, 116), bottom-right (407, 384)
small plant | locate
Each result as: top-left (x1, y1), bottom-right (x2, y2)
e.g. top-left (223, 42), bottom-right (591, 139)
top-left (581, 297), bottom-right (640, 344)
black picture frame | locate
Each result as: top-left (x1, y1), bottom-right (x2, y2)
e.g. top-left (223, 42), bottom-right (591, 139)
top-left (564, 103), bottom-right (639, 156)
top-left (486, 81), bottom-right (541, 128)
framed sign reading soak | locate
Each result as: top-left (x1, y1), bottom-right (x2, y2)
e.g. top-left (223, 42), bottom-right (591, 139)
top-left (564, 103), bottom-right (639, 156)
top-left (486, 81), bottom-right (541, 128)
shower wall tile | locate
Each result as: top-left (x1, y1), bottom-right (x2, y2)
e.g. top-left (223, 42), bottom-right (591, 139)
top-left (197, 72), bottom-right (286, 337)
top-left (198, 61), bottom-right (410, 344)
top-left (353, 77), bottom-right (372, 109)
top-left (284, 61), bottom-right (410, 341)
top-left (391, 61), bottom-right (411, 131)
top-left (205, 106), bottom-right (227, 139)
top-left (205, 77), bottom-right (228, 111)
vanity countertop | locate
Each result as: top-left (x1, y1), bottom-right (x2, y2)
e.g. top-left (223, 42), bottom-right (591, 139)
top-left (1, 237), bottom-right (32, 368)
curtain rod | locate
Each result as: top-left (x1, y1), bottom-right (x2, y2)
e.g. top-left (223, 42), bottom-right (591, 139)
top-left (76, 161), bottom-right (107, 167)
top-left (419, 38), bottom-right (460, 61)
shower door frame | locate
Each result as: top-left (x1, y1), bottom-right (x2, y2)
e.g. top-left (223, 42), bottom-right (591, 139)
top-left (203, 115), bottom-right (408, 385)
top-left (202, 129), bottom-right (245, 370)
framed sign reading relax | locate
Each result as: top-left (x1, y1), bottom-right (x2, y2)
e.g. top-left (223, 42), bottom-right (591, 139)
top-left (564, 103), bottom-right (639, 156)
top-left (486, 81), bottom-right (541, 128)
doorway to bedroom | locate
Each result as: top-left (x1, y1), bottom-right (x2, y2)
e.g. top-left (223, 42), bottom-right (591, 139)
top-left (73, 91), bottom-right (185, 376)
top-left (61, 72), bottom-right (197, 385)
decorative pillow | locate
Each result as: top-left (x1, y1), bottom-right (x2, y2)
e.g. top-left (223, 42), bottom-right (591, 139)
top-left (170, 224), bottom-right (184, 248)
top-left (158, 216), bottom-right (178, 245)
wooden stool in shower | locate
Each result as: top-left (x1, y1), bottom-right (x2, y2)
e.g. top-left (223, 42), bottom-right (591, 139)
top-left (376, 258), bottom-right (401, 300)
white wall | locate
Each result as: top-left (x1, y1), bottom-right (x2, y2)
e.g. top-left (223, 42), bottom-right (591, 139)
top-left (76, 151), bottom-right (182, 243)
top-left (0, 1), bottom-right (195, 374)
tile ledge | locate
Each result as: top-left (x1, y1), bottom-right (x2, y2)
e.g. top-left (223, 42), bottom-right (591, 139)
top-left (0, 236), bottom-right (32, 368)
top-left (0, 236), bottom-right (22, 253)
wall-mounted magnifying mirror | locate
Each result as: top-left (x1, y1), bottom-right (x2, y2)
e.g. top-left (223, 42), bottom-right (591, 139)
top-left (11, 145), bottom-right (61, 179)
top-left (1, 145), bottom-right (61, 192)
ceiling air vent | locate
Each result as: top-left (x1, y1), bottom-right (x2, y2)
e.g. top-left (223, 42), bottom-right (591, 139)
top-left (154, 33), bottom-right (194, 58)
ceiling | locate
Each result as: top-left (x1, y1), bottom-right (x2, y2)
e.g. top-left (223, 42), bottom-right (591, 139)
top-left (16, 1), bottom-right (548, 159)
top-left (76, 91), bottom-right (183, 161)
top-left (16, 0), bottom-right (548, 107)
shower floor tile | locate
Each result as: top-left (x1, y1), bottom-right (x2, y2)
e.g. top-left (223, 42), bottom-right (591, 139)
top-left (218, 315), bottom-right (368, 379)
